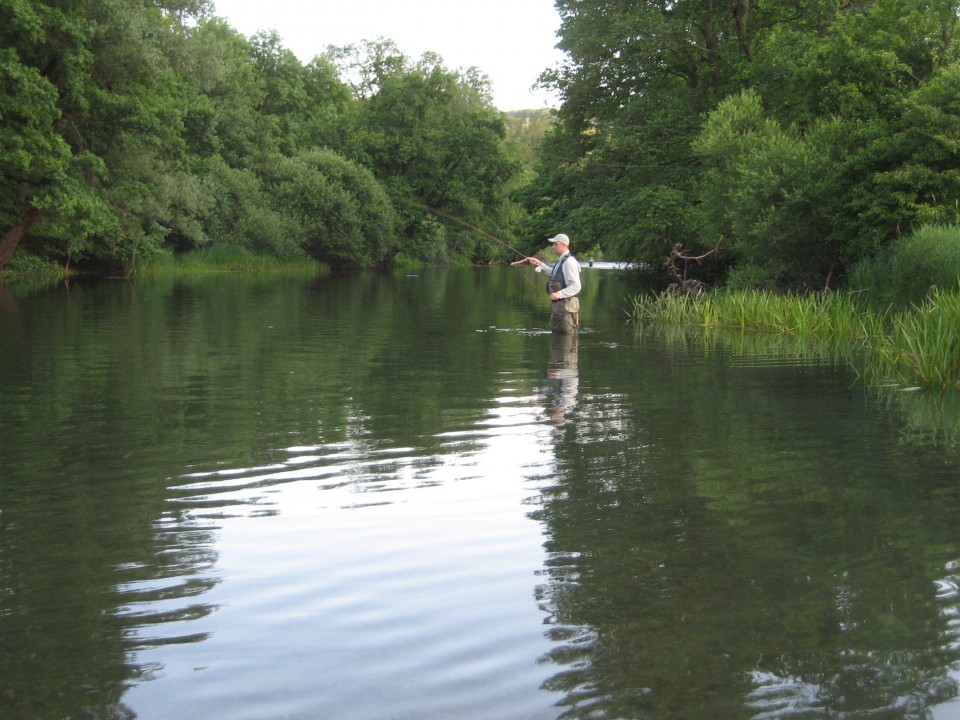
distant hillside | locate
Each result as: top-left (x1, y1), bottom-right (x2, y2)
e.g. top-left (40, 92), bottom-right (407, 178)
top-left (502, 109), bottom-right (555, 170)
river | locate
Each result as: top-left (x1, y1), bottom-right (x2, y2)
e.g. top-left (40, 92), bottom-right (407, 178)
top-left (3, 267), bottom-right (960, 719)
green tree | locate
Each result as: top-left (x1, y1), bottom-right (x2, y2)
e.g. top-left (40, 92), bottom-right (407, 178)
top-left (531, 0), bottom-right (960, 288)
top-left (171, 19), bottom-right (291, 256)
top-left (527, 0), bottom-right (766, 265)
top-left (175, 18), bottom-right (271, 167)
top-left (249, 31), bottom-right (351, 155)
top-left (262, 148), bottom-right (397, 266)
top-left (0, 0), bottom-right (215, 270)
top-left (331, 40), bottom-right (521, 263)
top-left (859, 63), bottom-right (960, 230)
top-left (693, 91), bottom-right (847, 289)
top-left (1, 4), bottom-right (531, 274)
top-left (0, 41), bottom-right (71, 267)
top-left (0, 0), bottom-right (92, 269)
top-left (502, 109), bottom-right (555, 181)
top-left (692, 1), bottom-right (960, 289)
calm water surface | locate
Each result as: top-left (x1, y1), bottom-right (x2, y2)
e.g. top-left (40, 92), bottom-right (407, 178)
top-left (3, 268), bottom-right (960, 719)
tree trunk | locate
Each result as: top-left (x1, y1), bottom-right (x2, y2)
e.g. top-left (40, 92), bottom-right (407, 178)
top-left (732, 0), bottom-right (752, 59)
top-left (0, 211), bottom-right (43, 270)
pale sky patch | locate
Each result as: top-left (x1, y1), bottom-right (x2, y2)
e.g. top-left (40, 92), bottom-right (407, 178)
top-left (210, 0), bottom-right (565, 111)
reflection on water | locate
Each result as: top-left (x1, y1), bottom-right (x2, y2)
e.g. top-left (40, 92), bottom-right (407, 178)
top-left (546, 333), bottom-right (579, 426)
top-left (531, 323), bottom-right (960, 718)
top-left (4, 270), bottom-right (960, 719)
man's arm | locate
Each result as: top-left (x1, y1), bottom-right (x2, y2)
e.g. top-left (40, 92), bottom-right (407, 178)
top-left (557, 260), bottom-right (581, 298)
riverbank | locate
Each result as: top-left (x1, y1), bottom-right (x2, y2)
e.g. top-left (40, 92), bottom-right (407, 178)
top-left (0, 245), bottom-right (330, 283)
top-left (137, 245), bottom-right (329, 275)
top-left (627, 288), bottom-right (960, 389)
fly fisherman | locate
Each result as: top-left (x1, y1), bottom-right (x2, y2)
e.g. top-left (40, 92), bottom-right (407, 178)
top-left (525, 233), bottom-right (581, 334)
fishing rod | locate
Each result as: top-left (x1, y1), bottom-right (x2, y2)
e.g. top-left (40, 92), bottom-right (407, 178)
top-left (393, 197), bottom-right (547, 295)
top-left (425, 206), bottom-right (529, 259)
top-left (394, 196), bottom-right (530, 260)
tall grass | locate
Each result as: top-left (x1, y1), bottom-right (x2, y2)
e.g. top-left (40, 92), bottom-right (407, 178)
top-left (869, 289), bottom-right (960, 387)
top-left (627, 287), bottom-right (960, 388)
top-left (629, 289), bottom-right (881, 339)
top-left (848, 224), bottom-right (960, 308)
top-left (629, 224), bottom-right (960, 388)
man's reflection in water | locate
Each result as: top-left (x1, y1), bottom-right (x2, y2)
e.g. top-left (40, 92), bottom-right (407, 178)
top-left (546, 332), bottom-right (579, 426)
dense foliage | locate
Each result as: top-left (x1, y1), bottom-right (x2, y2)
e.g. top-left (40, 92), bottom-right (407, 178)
top-left (7, 0), bottom-right (960, 289)
top-left (528, 0), bottom-right (960, 290)
top-left (0, 1), bottom-right (525, 273)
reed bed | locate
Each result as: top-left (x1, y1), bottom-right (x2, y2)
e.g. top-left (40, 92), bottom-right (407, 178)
top-left (628, 288), bottom-right (960, 389)
top-left (870, 290), bottom-right (960, 387)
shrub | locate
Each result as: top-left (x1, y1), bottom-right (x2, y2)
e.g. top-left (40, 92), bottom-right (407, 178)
top-left (848, 224), bottom-right (960, 308)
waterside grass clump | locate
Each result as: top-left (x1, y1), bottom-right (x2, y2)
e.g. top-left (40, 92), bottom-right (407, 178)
top-left (627, 287), bottom-right (960, 389)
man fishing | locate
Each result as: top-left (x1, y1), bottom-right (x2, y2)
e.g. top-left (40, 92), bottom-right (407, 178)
top-left (525, 233), bottom-right (581, 334)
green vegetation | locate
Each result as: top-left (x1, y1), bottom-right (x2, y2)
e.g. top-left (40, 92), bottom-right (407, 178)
top-left (847, 224), bottom-right (960, 308)
top-left (523, 0), bottom-right (960, 389)
top-left (5, 0), bottom-right (960, 375)
top-left (1, 2), bottom-right (531, 277)
top-left (529, 0), bottom-right (960, 292)
top-left (628, 283), bottom-right (960, 389)
top-left (502, 109), bottom-right (555, 176)
top-left (139, 244), bottom-right (327, 274)
top-left (629, 222), bottom-right (960, 388)
top-left (629, 288), bottom-right (879, 340)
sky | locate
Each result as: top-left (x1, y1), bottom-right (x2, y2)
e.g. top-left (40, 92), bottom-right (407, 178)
top-left (209, 0), bottom-right (566, 111)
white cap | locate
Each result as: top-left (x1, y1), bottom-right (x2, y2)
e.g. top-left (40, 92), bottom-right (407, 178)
top-left (549, 233), bottom-right (570, 247)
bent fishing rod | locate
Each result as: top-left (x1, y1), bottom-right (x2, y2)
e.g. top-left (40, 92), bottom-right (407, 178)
top-left (394, 197), bottom-right (531, 261)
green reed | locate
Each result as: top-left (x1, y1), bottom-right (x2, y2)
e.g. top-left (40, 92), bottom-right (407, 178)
top-left (628, 288), bottom-right (960, 388)
top-left (869, 289), bottom-right (960, 387)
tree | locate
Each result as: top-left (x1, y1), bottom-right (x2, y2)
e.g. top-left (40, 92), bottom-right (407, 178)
top-left (530, 0), bottom-right (960, 288)
top-left (0, 0), bottom-right (215, 270)
top-left (249, 31), bottom-right (351, 155)
top-left (694, 90), bottom-right (847, 289)
top-left (691, 1), bottom-right (960, 289)
top-left (261, 149), bottom-right (397, 266)
top-left (0, 5), bottom-right (528, 273)
top-left (0, 42), bottom-right (71, 268)
top-left (528, 0), bottom-right (768, 266)
top-left (332, 41), bottom-right (521, 262)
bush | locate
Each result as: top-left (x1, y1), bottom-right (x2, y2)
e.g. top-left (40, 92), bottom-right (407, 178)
top-left (847, 224), bottom-right (960, 308)
top-left (1, 250), bottom-right (66, 279)
top-left (263, 149), bottom-right (397, 267)
top-left (724, 263), bottom-right (777, 291)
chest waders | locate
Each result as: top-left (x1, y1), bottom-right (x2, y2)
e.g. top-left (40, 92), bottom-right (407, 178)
top-left (548, 254), bottom-right (580, 335)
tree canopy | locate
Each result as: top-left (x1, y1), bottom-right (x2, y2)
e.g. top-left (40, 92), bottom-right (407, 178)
top-left (528, 0), bottom-right (960, 290)
top-left (6, 0), bottom-right (960, 289)
top-left (0, 1), bottom-right (523, 272)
